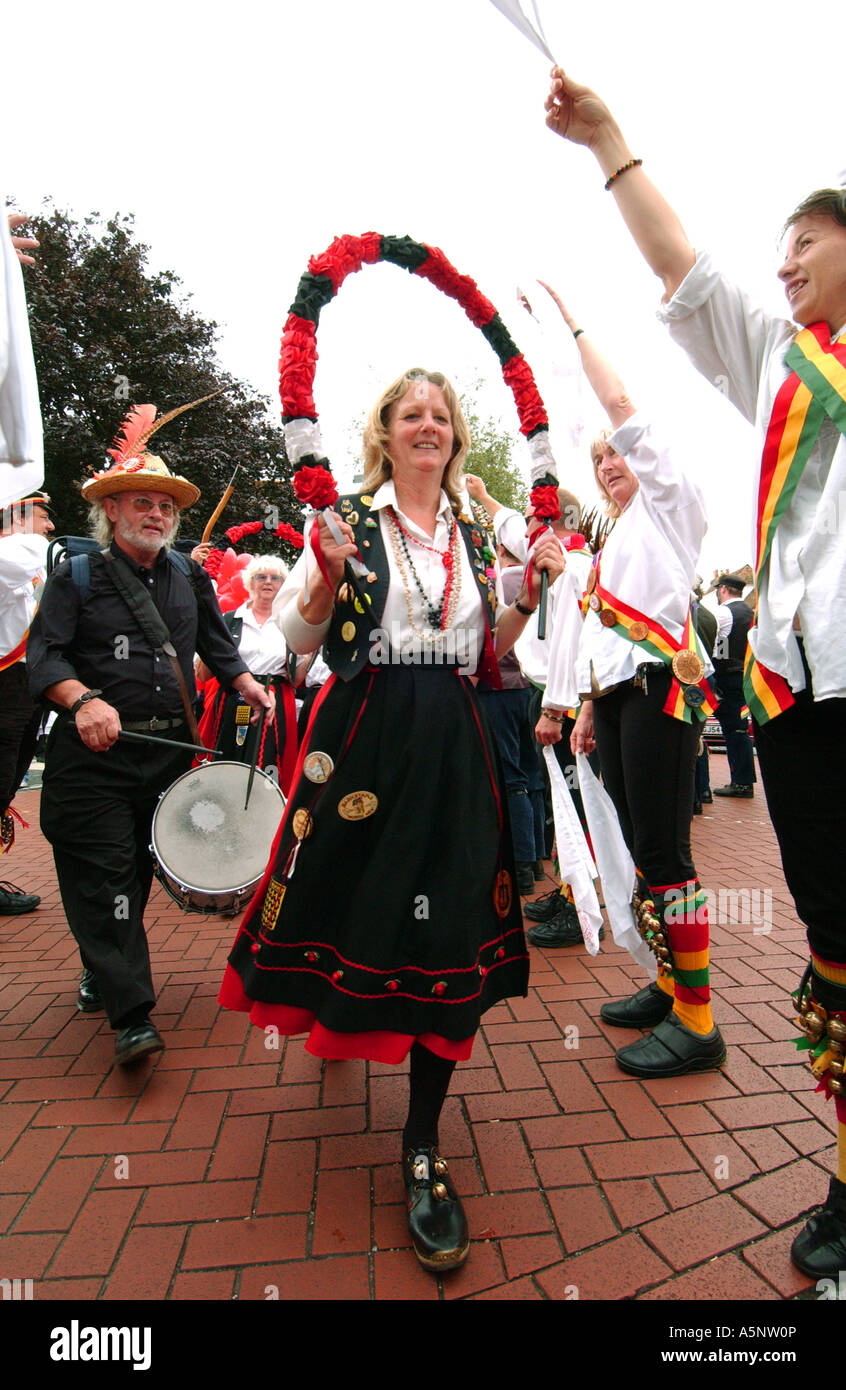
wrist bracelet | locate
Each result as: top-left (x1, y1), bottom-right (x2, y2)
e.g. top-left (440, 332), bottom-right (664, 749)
top-left (604, 158), bottom-right (642, 191)
top-left (572, 328), bottom-right (584, 339)
top-left (541, 709), bottom-right (564, 723)
top-left (514, 599), bottom-right (537, 617)
top-left (69, 689), bottom-right (103, 716)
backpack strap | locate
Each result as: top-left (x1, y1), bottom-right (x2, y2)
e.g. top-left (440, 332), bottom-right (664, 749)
top-left (69, 553), bottom-right (91, 600)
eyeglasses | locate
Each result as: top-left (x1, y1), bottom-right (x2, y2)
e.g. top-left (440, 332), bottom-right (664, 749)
top-left (252, 573), bottom-right (283, 584)
top-left (128, 497), bottom-right (176, 518)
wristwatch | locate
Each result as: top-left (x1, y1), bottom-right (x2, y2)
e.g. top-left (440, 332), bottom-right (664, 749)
top-left (69, 689), bottom-right (103, 716)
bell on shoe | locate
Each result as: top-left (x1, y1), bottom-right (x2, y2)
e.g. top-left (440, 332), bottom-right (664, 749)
top-left (614, 1012), bottom-right (726, 1078)
top-left (600, 980), bottom-right (674, 1028)
top-left (403, 1146), bottom-right (469, 1273)
top-left (77, 968), bottom-right (103, 1013)
top-left (0, 880), bottom-right (41, 914)
top-left (713, 783), bottom-right (754, 798)
top-left (790, 1176), bottom-right (846, 1279)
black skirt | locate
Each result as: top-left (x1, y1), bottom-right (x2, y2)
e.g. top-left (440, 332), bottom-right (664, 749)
top-left (220, 663), bottom-right (529, 1047)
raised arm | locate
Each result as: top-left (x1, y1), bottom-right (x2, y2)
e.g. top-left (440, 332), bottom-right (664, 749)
top-left (538, 281), bottom-right (634, 429)
top-left (544, 68), bottom-right (695, 300)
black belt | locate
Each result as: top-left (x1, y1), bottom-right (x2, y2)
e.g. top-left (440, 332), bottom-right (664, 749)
top-left (121, 716), bottom-right (186, 732)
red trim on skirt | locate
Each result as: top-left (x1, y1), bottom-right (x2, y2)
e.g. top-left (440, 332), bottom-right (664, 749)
top-left (219, 962), bottom-right (474, 1063)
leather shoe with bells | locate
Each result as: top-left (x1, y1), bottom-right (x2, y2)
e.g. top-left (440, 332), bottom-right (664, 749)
top-left (77, 968), bottom-right (103, 1013)
top-left (713, 783), bottom-right (754, 798)
top-left (114, 1021), bottom-right (165, 1067)
top-left (790, 1176), bottom-right (846, 1279)
top-left (614, 1012), bottom-right (726, 1078)
top-left (600, 980), bottom-right (674, 1028)
top-left (403, 1146), bottom-right (469, 1273)
top-left (0, 880), bottom-right (41, 914)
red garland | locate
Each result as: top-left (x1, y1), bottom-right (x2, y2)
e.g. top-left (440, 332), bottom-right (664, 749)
top-left (204, 548), bottom-right (225, 579)
top-left (502, 355), bottom-right (548, 435)
top-left (530, 484), bottom-right (560, 521)
top-left (415, 247), bottom-right (496, 328)
top-left (294, 465), bottom-right (338, 509)
top-left (279, 316), bottom-right (319, 418)
top-left (275, 521), bottom-right (305, 550)
top-left (308, 232), bottom-right (382, 292)
top-left (225, 521), bottom-right (264, 545)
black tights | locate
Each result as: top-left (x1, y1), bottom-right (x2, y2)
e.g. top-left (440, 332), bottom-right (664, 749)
top-left (402, 1042), bottom-right (456, 1153)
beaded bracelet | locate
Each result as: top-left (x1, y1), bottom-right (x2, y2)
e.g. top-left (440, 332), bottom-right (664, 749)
top-left (541, 708), bottom-right (564, 723)
top-left (514, 599), bottom-right (537, 617)
top-left (572, 328), bottom-right (584, 340)
top-left (604, 158), bottom-right (642, 191)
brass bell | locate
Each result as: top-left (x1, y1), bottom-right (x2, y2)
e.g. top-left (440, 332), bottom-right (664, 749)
top-left (806, 1017), bottom-right (824, 1041)
top-left (829, 1058), bottom-right (844, 1077)
top-left (434, 1158), bottom-right (448, 1176)
top-left (828, 1018), bottom-right (846, 1044)
top-left (641, 898), bottom-right (655, 915)
top-left (657, 947), bottom-right (670, 961)
top-left (644, 914), bottom-right (661, 932)
top-left (828, 1076), bottom-right (845, 1096)
top-left (653, 933), bottom-right (666, 947)
top-left (432, 1182), bottom-right (448, 1201)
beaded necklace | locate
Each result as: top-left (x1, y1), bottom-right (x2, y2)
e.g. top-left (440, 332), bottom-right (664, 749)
top-left (385, 506), bottom-right (462, 637)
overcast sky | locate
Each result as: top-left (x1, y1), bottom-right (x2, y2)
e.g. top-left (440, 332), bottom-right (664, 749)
top-left (6, 0), bottom-right (844, 588)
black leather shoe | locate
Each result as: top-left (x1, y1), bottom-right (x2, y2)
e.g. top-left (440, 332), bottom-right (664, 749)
top-left (533, 860), bottom-right (545, 881)
top-left (615, 1012), bottom-right (726, 1078)
top-left (527, 905), bottom-right (604, 948)
top-left (790, 1176), bottom-right (846, 1279)
top-left (692, 800), bottom-right (702, 815)
top-left (700, 791), bottom-right (713, 804)
top-left (77, 968), bottom-right (103, 1013)
top-left (600, 981), bottom-right (674, 1028)
top-left (524, 887), bottom-right (568, 922)
top-left (114, 1021), bottom-right (165, 1067)
top-left (0, 880), bottom-right (40, 914)
top-left (713, 783), bottom-right (754, 798)
top-left (403, 1146), bottom-right (469, 1273)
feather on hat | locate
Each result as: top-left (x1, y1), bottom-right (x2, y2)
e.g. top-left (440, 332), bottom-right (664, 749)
top-left (82, 391), bottom-right (225, 507)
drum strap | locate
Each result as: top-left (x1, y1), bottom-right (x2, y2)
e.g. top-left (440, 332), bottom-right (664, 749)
top-left (99, 550), bottom-right (202, 746)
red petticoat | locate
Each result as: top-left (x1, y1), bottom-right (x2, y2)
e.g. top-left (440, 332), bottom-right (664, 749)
top-left (219, 964), bottom-right (474, 1063)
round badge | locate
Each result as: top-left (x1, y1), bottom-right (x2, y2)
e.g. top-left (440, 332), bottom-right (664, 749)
top-left (629, 621), bottom-right (649, 643)
top-left (341, 621), bottom-right (356, 642)
top-left (586, 568), bottom-right (597, 594)
top-left (671, 649), bottom-right (705, 684)
top-left (493, 869), bottom-right (512, 918)
top-left (599, 608), bottom-right (618, 628)
top-left (292, 809), bottom-right (314, 840)
top-left (588, 593), bottom-right (602, 612)
top-left (360, 495), bottom-right (374, 507)
top-left (338, 791), bottom-right (378, 821)
top-left (683, 685), bottom-right (706, 708)
top-left (303, 751), bottom-right (334, 783)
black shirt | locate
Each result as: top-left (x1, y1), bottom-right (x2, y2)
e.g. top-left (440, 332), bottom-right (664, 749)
top-left (27, 541), bottom-right (248, 719)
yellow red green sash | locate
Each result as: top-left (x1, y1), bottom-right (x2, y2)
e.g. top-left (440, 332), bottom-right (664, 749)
top-left (592, 580), bottom-right (716, 723)
top-left (0, 630), bottom-right (29, 674)
top-left (744, 322), bottom-right (846, 724)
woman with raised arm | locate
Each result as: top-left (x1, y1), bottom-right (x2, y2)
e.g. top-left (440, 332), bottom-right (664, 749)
top-left (219, 367), bottom-right (564, 1274)
top-left (545, 65), bottom-right (846, 1280)
top-left (540, 281), bottom-right (723, 1082)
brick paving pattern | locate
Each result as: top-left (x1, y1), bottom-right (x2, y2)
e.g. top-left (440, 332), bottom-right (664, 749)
top-left (0, 754), bottom-right (835, 1301)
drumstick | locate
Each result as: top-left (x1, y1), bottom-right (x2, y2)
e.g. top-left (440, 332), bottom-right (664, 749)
top-left (118, 730), bottom-right (220, 757)
top-left (243, 677), bottom-right (270, 810)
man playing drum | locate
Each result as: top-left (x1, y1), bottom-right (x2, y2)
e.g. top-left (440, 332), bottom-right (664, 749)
top-left (27, 403), bottom-right (272, 1066)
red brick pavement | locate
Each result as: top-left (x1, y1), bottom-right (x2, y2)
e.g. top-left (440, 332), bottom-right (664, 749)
top-left (0, 757), bottom-right (836, 1303)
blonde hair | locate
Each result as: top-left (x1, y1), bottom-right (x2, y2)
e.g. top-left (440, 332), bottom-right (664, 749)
top-left (361, 368), bottom-right (471, 514)
top-left (244, 553), bottom-right (289, 588)
top-left (590, 429), bottom-right (622, 520)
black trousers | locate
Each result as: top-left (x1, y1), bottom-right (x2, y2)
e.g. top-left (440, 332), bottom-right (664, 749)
top-left (715, 668), bottom-right (756, 785)
top-left (0, 662), bottom-right (41, 810)
top-left (40, 719), bottom-right (191, 1025)
top-left (753, 665), bottom-right (846, 999)
top-left (592, 668), bottom-right (700, 889)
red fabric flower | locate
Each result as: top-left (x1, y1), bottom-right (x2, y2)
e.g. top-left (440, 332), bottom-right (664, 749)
top-left (530, 485), bottom-right (560, 521)
top-left (308, 232), bottom-right (382, 292)
top-left (502, 355), bottom-right (548, 435)
top-left (203, 548), bottom-right (225, 580)
top-left (293, 465), bottom-right (338, 509)
top-left (414, 246), bottom-right (496, 328)
top-left (225, 520), bottom-right (264, 545)
top-left (278, 314), bottom-right (319, 418)
top-left (275, 521), bottom-right (305, 550)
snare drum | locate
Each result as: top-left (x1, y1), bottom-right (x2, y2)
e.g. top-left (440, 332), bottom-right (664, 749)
top-left (150, 761), bottom-right (285, 914)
